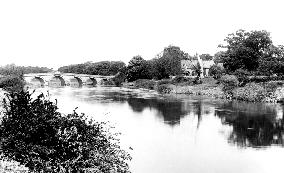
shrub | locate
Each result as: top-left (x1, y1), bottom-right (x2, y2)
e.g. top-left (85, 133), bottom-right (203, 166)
top-left (133, 79), bottom-right (156, 90)
top-left (171, 75), bottom-right (191, 84)
top-left (208, 64), bottom-right (224, 79)
top-left (0, 75), bottom-right (25, 92)
top-left (200, 77), bottom-right (218, 86)
top-left (232, 83), bottom-right (266, 102)
top-left (157, 84), bottom-right (172, 94)
top-left (219, 75), bottom-right (239, 97)
top-left (113, 72), bottom-right (127, 86)
top-left (234, 69), bottom-right (250, 86)
top-left (157, 79), bottom-right (173, 85)
top-left (0, 91), bottom-right (131, 172)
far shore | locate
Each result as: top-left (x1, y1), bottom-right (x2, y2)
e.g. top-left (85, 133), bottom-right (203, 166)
top-left (122, 77), bottom-right (284, 103)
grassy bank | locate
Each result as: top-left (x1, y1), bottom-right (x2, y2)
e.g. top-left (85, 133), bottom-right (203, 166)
top-left (125, 77), bottom-right (284, 103)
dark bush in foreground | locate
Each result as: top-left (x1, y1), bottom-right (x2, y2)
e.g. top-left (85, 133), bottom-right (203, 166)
top-left (0, 75), bottom-right (25, 92)
top-left (0, 91), bottom-right (131, 173)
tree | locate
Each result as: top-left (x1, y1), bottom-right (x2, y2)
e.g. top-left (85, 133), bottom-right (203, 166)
top-left (208, 64), bottom-right (224, 79)
top-left (213, 51), bottom-right (226, 64)
top-left (58, 61), bottom-right (126, 76)
top-left (219, 29), bottom-right (273, 72)
top-left (200, 54), bottom-right (213, 61)
top-left (159, 45), bottom-right (189, 76)
top-left (126, 55), bottom-right (151, 82)
top-left (147, 58), bottom-right (169, 80)
top-left (257, 45), bottom-right (284, 75)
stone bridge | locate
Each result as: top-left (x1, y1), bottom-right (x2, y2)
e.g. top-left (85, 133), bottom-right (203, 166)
top-left (24, 73), bottom-right (115, 87)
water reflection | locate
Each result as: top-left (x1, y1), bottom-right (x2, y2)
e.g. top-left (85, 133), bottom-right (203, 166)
top-left (215, 101), bottom-right (284, 148)
top-left (34, 87), bottom-right (284, 148)
top-left (127, 97), bottom-right (191, 125)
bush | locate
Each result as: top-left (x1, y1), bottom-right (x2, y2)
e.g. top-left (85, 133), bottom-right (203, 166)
top-left (234, 69), bottom-right (250, 86)
top-left (172, 75), bottom-right (190, 84)
top-left (0, 75), bottom-right (25, 92)
top-left (208, 64), bottom-right (224, 79)
top-left (232, 83), bottom-right (266, 102)
top-left (157, 79), bottom-right (173, 85)
top-left (0, 91), bottom-right (131, 172)
top-left (133, 79), bottom-right (156, 90)
top-left (113, 72), bottom-right (127, 86)
top-left (219, 75), bottom-right (239, 97)
top-left (157, 84), bottom-right (172, 94)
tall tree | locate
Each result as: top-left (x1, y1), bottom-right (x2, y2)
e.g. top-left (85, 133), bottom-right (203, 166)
top-left (127, 55), bottom-right (151, 82)
top-left (219, 29), bottom-right (273, 72)
top-left (159, 45), bottom-right (189, 76)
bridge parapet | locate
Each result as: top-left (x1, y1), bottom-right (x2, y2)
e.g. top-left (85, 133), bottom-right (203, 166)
top-left (24, 73), bottom-right (115, 87)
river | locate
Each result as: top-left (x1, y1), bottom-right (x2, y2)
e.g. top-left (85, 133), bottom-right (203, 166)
top-left (32, 86), bottom-right (284, 173)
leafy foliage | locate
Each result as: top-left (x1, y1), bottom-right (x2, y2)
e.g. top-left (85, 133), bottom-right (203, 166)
top-left (0, 64), bottom-right (52, 75)
top-left (0, 91), bottom-right (131, 173)
top-left (113, 67), bottom-right (127, 86)
top-left (58, 61), bottom-right (126, 76)
top-left (199, 54), bottom-right (213, 61)
top-left (158, 45), bottom-right (189, 76)
top-left (0, 75), bottom-right (25, 92)
top-left (233, 69), bottom-right (251, 86)
top-left (126, 56), bottom-right (151, 82)
top-left (220, 30), bottom-right (273, 72)
top-left (257, 45), bottom-right (284, 75)
top-left (133, 79), bottom-right (156, 90)
top-left (208, 64), bottom-right (224, 79)
top-left (232, 83), bottom-right (266, 102)
top-left (219, 75), bottom-right (239, 97)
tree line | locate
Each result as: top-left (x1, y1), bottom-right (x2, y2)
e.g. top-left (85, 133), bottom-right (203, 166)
top-left (124, 29), bottom-right (284, 82)
top-left (0, 64), bottom-right (53, 76)
top-left (58, 61), bottom-right (126, 76)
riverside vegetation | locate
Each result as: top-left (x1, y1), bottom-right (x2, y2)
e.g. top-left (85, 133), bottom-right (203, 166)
top-left (0, 70), bottom-right (131, 172)
top-left (55, 29), bottom-right (284, 103)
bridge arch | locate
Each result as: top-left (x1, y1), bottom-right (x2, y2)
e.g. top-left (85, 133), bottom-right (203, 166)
top-left (49, 76), bottom-right (65, 87)
top-left (86, 78), bottom-right (97, 86)
top-left (70, 77), bottom-right (83, 87)
top-left (30, 76), bottom-right (45, 87)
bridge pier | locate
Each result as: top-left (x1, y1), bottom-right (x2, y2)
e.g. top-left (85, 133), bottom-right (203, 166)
top-left (49, 76), bottom-right (66, 87)
top-left (86, 77), bottom-right (97, 86)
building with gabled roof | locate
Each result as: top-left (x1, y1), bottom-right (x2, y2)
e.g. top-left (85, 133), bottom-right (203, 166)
top-left (181, 59), bottom-right (214, 77)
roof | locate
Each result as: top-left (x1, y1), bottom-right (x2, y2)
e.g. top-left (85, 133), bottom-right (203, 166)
top-left (202, 60), bottom-right (214, 68)
top-left (181, 60), bottom-right (214, 69)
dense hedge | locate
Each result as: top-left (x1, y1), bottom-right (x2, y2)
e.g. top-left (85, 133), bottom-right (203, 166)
top-left (0, 91), bottom-right (131, 173)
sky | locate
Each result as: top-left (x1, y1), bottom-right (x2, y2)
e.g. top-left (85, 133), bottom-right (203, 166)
top-left (1, 0), bottom-right (284, 69)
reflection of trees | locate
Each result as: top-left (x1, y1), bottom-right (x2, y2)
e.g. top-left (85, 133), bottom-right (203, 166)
top-left (215, 101), bottom-right (284, 147)
top-left (127, 97), bottom-right (191, 126)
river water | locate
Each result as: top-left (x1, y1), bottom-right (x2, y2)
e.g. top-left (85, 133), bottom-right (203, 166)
top-left (32, 86), bottom-right (284, 173)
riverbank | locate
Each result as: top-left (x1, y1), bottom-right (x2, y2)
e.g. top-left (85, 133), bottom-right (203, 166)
top-left (123, 78), bottom-right (284, 103)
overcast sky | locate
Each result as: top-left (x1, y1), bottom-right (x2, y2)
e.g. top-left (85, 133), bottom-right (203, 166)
top-left (1, 0), bottom-right (284, 69)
